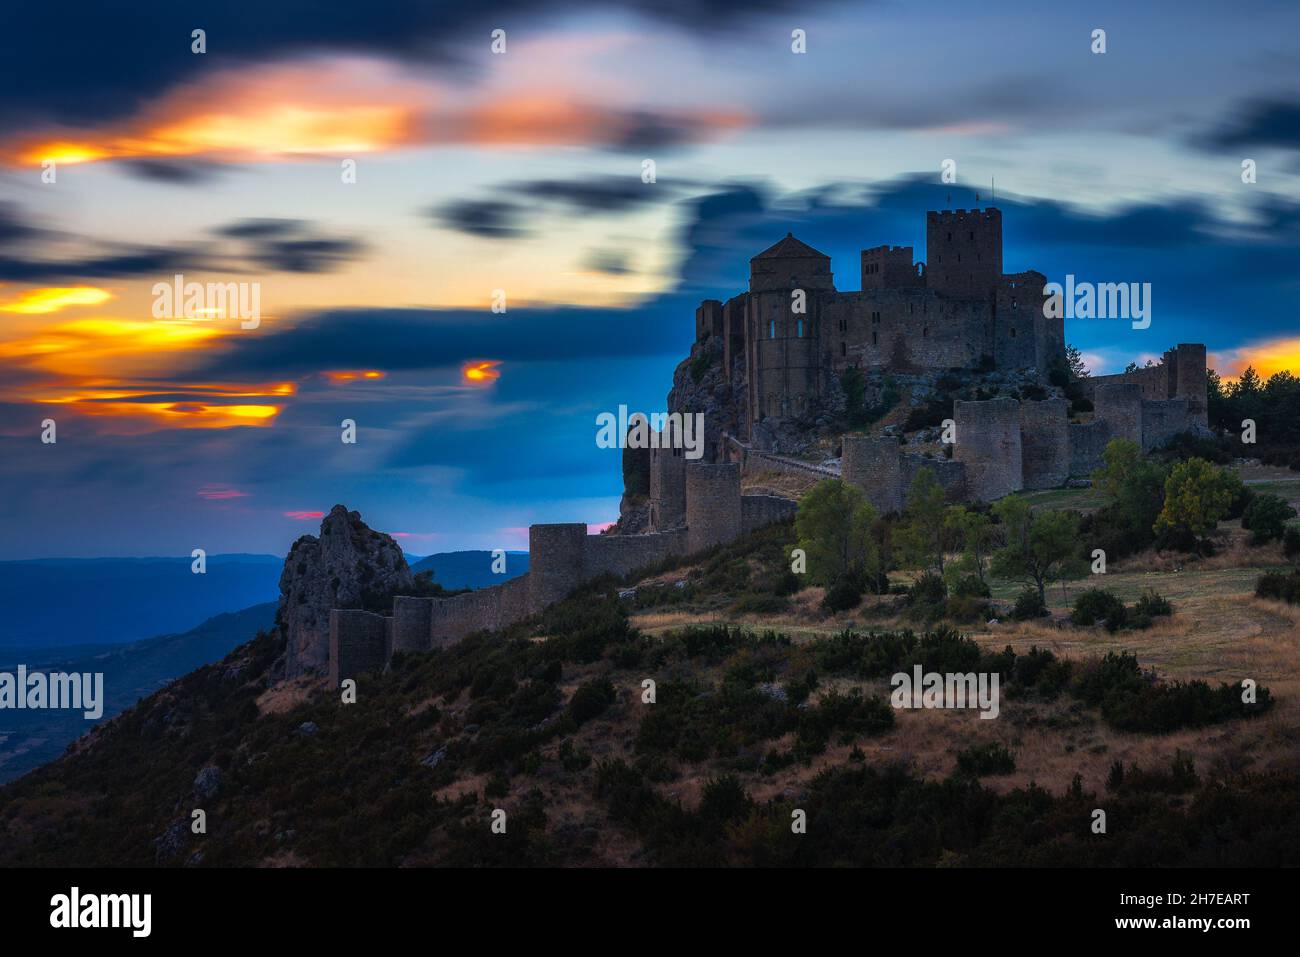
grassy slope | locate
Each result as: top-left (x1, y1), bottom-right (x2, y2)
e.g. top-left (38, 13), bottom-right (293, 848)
top-left (1, 517), bottom-right (1297, 867)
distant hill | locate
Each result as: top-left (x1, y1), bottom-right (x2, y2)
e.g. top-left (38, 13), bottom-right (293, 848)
top-left (0, 602), bottom-right (275, 784)
top-left (0, 555), bottom-right (282, 650)
top-left (410, 550), bottom-right (528, 589)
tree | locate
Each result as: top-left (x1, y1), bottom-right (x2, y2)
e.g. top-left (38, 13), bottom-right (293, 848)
top-left (990, 496), bottom-right (1083, 605)
top-left (947, 507), bottom-right (995, 587)
top-left (1241, 493), bottom-right (1297, 545)
top-left (1154, 458), bottom-right (1237, 547)
top-left (1066, 344), bottom-right (1090, 380)
top-left (894, 468), bottom-right (955, 576)
top-left (795, 479), bottom-right (879, 587)
top-left (1093, 438), bottom-right (1168, 527)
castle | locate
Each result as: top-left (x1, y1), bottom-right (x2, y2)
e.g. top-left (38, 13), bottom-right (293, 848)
top-left (694, 207), bottom-right (1064, 439)
top-left (317, 206), bottom-right (1209, 687)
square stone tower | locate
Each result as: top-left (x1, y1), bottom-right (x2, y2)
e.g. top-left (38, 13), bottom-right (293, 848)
top-left (926, 208), bottom-right (1003, 300)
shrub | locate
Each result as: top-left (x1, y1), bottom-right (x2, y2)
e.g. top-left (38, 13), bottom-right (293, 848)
top-left (909, 572), bottom-right (948, 605)
top-left (1133, 590), bottom-right (1173, 619)
top-left (955, 742), bottom-right (1016, 777)
top-left (1256, 570), bottom-right (1300, 604)
top-left (1285, 525), bottom-right (1300, 558)
top-left (822, 574), bottom-right (866, 613)
top-left (731, 592), bottom-right (789, 614)
top-left (1241, 493), bottom-right (1297, 544)
top-left (1010, 588), bottom-right (1047, 621)
top-left (1071, 588), bottom-right (1127, 631)
top-left (567, 678), bottom-right (617, 726)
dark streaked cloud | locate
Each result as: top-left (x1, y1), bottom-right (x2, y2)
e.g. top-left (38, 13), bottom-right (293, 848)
top-left (431, 199), bottom-right (531, 239)
top-left (0, 213), bottom-right (367, 280)
top-left (0, 0), bottom-right (833, 135)
top-left (122, 158), bottom-right (231, 185)
top-left (1198, 95), bottom-right (1300, 151)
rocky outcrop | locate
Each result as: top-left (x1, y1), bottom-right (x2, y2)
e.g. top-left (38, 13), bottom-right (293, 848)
top-left (665, 336), bottom-right (746, 462)
top-left (275, 505), bottom-right (413, 677)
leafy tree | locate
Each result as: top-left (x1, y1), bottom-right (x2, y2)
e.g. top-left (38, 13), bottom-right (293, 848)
top-left (990, 496), bottom-right (1083, 605)
top-left (795, 479), bottom-right (879, 587)
top-left (946, 506), bottom-right (995, 587)
top-left (1093, 438), bottom-right (1168, 529)
top-left (1154, 458), bottom-right (1237, 546)
top-left (894, 468), bottom-right (955, 576)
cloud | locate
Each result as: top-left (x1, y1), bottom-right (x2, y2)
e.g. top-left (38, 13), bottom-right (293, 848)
top-left (1197, 96), bottom-right (1300, 152)
top-left (0, 213), bottom-right (367, 280)
top-left (432, 199), bottom-right (531, 239)
top-left (122, 158), bottom-right (231, 184)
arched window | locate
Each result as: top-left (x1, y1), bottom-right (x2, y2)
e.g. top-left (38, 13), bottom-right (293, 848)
top-left (769, 320), bottom-right (776, 338)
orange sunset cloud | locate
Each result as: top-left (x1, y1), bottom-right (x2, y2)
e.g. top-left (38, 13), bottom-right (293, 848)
top-left (1213, 338), bottom-right (1300, 383)
top-left (7, 57), bottom-right (746, 168)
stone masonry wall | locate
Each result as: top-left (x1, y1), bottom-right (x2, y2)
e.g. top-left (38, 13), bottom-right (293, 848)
top-left (1019, 397), bottom-right (1070, 489)
top-left (954, 397), bottom-right (1023, 501)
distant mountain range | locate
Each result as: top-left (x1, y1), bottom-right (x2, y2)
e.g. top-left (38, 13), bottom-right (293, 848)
top-left (409, 550), bottom-right (529, 589)
top-left (0, 550), bottom-right (530, 652)
top-left (0, 555), bottom-right (284, 650)
top-left (0, 602), bottom-right (276, 784)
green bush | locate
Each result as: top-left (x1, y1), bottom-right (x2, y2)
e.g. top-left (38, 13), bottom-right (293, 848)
top-left (1071, 588), bottom-right (1128, 631)
top-left (1256, 569), bottom-right (1300, 604)
top-left (955, 742), bottom-right (1016, 777)
top-left (1242, 493), bottom-right (1298, 544)
top-left (567, 678), bottom-right (617, 726)
top-left (1010, 588), bottom-right (1047, 621)
top-left (822, 574), bottom-right (865, 613)
top-left (1133, 590), bottom-right (1173, 620)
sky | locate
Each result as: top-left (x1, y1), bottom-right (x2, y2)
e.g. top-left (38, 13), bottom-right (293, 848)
top-left (1, 0), bottom-right (1298, 559)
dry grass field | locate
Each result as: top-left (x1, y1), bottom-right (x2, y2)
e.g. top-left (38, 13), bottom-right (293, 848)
top-left (625, 527), bottom-right (1300, 807)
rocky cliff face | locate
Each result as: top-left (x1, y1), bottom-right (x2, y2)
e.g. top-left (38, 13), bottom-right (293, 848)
top-left (665, 335), bottom-right (746, 462)
top-left (275, 505), bottom-right (413, 677)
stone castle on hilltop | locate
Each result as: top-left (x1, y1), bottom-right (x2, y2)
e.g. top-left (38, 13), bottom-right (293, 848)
top-left (296, 206), bottom-right (1209, 687)
top-left (695, 207), bottom-right (1063, 439)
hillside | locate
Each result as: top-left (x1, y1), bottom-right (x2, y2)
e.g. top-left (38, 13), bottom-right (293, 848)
top-left (2, 521), bottom-right (1296, 867)
top-left (0, 603), bottom-right (275, 784)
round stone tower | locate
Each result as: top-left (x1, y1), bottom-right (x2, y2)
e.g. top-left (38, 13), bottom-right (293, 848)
top-left (528, 523), bottom-right (588, 612)
top-left (685, 462), bottom-right (742, 554)
top-left (1019, 397), bottom-right (1070, 489)
top-left (392, 596), bottom-right (433, 653)
top-left (954, 397), bottom-right (1023, 501)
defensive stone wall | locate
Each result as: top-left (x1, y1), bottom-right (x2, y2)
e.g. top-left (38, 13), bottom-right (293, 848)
top-left (1141, 397), bottom-right (1191, 452)
top-left (585, 529), bottom-right (688, 579)
top-left (842, 434), bottom-right (903, 513)
top-left (1020, 397), bottom-right (1070, 489)
top-left (954, 397), bottom-right (1023, 501)
top-left (1094, 383), bottom-right (1143, 447)
top-left (1068, 420), bottom-right (1110, 476)
top-left (900, 453), bottom-right (967, 502)
top-left (329, 608), bottom-right (389, 689)
top-left (741, 494), bottom-right (798, 533)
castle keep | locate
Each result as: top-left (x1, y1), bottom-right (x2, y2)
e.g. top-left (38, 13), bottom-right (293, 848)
top-left (695, 207), bottom-right (1065, 439)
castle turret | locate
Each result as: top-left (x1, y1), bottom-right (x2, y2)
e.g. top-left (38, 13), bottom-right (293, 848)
top-left (926, 208), bottom-right (1002, 300)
